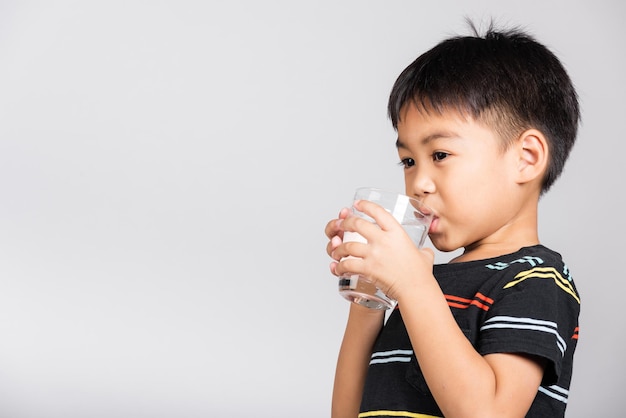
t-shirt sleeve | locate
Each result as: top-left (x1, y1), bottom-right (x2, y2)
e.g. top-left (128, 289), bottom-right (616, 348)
top-left (477, 261), bottom-right (580, 385)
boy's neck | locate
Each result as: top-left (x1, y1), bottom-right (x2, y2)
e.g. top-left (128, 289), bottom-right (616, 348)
top-left (450, 202), bottom-right (540, 264)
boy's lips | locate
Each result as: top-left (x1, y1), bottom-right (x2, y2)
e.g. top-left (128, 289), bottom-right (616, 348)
top-left (428, 216), bottom-right (439, 234)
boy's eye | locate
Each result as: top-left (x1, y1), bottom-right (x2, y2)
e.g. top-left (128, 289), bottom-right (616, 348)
top-left (399, 158), bottom-right (415, 168)
top-left (433, 152), bottom-right (449, 162)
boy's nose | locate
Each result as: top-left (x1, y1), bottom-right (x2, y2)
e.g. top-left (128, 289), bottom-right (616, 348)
top-left (410, 171), bottom-right (436, 198)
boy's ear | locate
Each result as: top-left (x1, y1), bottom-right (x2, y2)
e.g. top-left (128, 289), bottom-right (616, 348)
top-left (515, 129), bottom-right (549, 185)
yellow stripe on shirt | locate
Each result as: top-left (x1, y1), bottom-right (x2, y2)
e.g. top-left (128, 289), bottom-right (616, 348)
top-left (358, 411), bottom-right (442, 418)
top-left (503, 267), bottom-right (580, 304)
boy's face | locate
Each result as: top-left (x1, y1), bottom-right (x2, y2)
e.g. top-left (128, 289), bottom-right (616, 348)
top-left (396, 102), bottom-right (526, 254)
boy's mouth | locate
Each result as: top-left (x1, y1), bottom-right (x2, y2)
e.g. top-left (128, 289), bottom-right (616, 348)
top-left (428, 216), bottom-right (439, 235)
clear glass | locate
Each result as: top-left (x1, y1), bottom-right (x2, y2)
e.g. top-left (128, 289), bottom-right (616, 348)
top-left (338, 187), bottom-right (433, 310)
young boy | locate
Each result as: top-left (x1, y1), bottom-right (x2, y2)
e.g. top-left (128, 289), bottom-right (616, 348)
top-left (325, 24), bottom-right (581, 418)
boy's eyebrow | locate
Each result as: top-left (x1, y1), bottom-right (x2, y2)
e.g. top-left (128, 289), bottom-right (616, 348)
top-left (396, 132), bottom-right (458, 149)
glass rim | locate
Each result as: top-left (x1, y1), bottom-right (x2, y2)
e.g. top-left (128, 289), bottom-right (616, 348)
top-left (354, 186), bottom-right (433, 216)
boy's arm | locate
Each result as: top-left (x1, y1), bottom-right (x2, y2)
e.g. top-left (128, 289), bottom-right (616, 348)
top-left (398, 279), bottom-right (545, 418)
top-left (332, 304), bottom-right (384, 418)
top-left (333, 201), bottom-right (545, 417)
top-left (326, 210), bottom-right (385, 417)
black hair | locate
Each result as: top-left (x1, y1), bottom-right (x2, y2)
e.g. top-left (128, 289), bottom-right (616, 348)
top-left (388, 21), bottom-right (580, 193)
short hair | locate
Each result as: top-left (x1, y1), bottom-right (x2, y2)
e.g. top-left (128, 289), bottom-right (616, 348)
top-left (388, 22), bottom-right (580, 193)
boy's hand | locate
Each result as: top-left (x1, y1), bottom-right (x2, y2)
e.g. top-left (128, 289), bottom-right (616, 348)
top-left (331, 199), bottom-right (434, 301)
top-left (325, 207), bottom-right (352, 277)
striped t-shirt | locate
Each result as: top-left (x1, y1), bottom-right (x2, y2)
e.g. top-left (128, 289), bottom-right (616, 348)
top-left (359, 245), bottom-right (580, 418)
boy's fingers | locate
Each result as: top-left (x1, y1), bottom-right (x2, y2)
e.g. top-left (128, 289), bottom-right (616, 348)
top-left (332, 241), bottom-right (367, 262)
top-left (324, 208), bottom-right (351, 239)
top-left (352, 199), bottom-right (400, 234)
top-left (324, 218), bottom-right (342, 239)
top-left (329, 261), bottom-right (338, 276)
top-left (326, 235), bottom-right (343, 258)
top-left (338, 207), bottom-right (352, 219)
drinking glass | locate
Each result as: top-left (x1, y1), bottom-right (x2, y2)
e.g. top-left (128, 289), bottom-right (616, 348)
top-left (338, 187), bottom-right (433, 310)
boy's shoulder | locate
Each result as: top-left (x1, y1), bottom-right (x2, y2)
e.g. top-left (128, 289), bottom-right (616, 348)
top-left (434, 245), bottom-right (577, 303)
top-left (436, 245), bottom-right (566, 275)
top-left (482, 245), bottom-right (566, 274)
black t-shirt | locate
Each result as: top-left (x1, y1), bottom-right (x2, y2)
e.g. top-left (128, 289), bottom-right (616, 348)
top-left (360, 245), bottom-right (580, 417)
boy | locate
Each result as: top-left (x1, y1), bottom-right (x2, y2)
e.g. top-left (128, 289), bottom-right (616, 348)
top-left (325, 24), bottom-right (581, 418)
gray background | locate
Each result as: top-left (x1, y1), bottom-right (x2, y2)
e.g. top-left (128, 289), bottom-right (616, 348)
top-left (0, 1), bottom-right (623, 417)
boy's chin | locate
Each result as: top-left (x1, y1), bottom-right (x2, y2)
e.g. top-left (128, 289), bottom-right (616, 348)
top-left (428, 238), bottom-right (460, 254)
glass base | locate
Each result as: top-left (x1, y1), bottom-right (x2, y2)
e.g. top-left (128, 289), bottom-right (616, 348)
top-left (338, 275), bottom-right (395, 310)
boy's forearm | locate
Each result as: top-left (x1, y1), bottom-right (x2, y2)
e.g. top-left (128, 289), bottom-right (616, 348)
top-left (397, 277), bottom-right (536, 418)
top-left (332, 304), bottom-right (385, 418)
